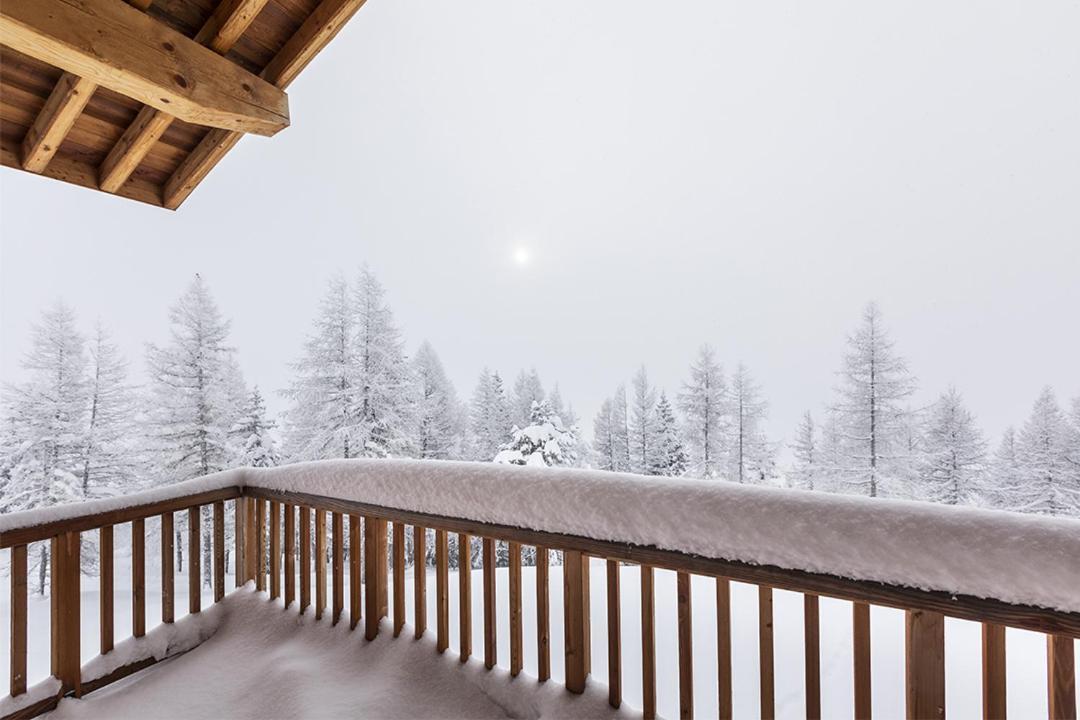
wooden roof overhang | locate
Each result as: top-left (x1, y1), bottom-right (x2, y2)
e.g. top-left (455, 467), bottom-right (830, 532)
top-left (0, 0), bottom-right (368, 210)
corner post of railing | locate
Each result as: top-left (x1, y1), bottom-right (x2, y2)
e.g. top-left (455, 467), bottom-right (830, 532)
top-left (242, 495), bottom-right (258, 585)
top-left (905, 609), bottom-right (945, 719)
top-left (563, 550), bottom-right (590, 694)
top-left (364, 517), bottom-right (388, 641)
top-left (50, 531), bottom-right (82, 697)
top-left (1047, 634), bottom-right (1077, 719)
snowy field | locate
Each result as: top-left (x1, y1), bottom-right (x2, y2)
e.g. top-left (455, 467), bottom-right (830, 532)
top-left (1, 545), bottom-right (1075, 719)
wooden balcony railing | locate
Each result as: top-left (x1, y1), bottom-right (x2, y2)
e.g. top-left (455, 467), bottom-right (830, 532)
top-left (1, 469), bottom-right (1078, 720)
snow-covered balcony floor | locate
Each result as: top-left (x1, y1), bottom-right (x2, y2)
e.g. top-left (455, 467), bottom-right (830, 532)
top-left (44, 589), bottom-right (632, 720)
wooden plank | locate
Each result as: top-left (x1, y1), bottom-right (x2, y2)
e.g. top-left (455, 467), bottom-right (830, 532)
top-left (641, 564), bottom-right (656, 719)
top-left (132, 518), bottom-right (145, 637)
top-left (1, 487), bottom-right (240, 549)
top-left (98, 0), bottom-right (270, 193)
top-left (854, 601), bottom-right (872, 719)
top-left (243, 497), bottom-right (257, 585)
top-left (606, 559), bottom-right (621, 708)
top-left (435, 528), bottom-right (449, 652)
top-left (163, 0), bottom-right (370, 209)
top-left (10, 545), bottom-right (27, 696)
top-left (536, 546), bottom-right (551, 682)
top-left (717, 578), bottom-right (733, 720)
top-left (365, 517), bottom-right (387, 641)
top-left (241, 488), bottom-right (1080, 638)
top-left (0, 0), bottom-right (289, 135)
top-left (760, 585), bottom-right (775, 720)
top-left (234, 498), bottom-right (244, 589)
top-left (20, 73), bottom-right (95, 172)
top-left (565, 550), bottom-right (589, 694)
top-left (459, 533), bottom-right (472, 659)
top-left (188, 507), bottom-right (201, 614)
top-left (414, 526), bottom-right (427, 639)
top-left (99, 527), bottom-right (113, 654)
top-left (482, 537), bottom-right (496, 669)
top-left (377, 519), bottom-right (388, 619)
top-left (677, 571), bottom-right (693, 720)
top-left (213, 500), bottom-right (225, 603)
top-left (314, 508), bottom-right (326, 620)
top-left (349, 515), bottom-right (361, 630)
top-left (284, 504), bottom-right (296, 607)
top-left (509, 541), bottom-right (523, 677)
top-left (1048, 635), bottom-right (1076, 720)
top-left (161, 513), bottom-right (174, 623)
top-left (332, 512), bottom-right (343, 624)
top-left (256, 498), bottom-right (267, 593)
top-left (299, 506), bottom-right (311, 613)
top-left (981, 623), bottom-right (1005, 720)
top-left (805, 594), bottom-right (821, 720)
top-left (905, 610), bottom-right (945, 720)
top-left (51, 532), bottom-right (81, 695)
top-left (270, 501), bottom-right (282, 602)
top-left (394, 524), bottom-right (405, 637)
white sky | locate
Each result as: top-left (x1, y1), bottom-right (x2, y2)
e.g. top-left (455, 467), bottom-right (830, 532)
top-left (2, 0), bottom-right (1078, 449)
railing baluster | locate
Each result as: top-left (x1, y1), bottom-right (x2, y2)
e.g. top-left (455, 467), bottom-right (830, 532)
top-left (459, 533), bottom-right (471, 659)
top-left (678, 571), bottom-right (694, 720)
top-left (99, 526), bottom-right (113, 654)
top-left (332, 512), bottom-right (343, 624)
top-left (51, 531), bottom-right (81, 696)
top-left (257, 499), bottom-right (268, 593)
top-left (981, 623), bottom-right (1005, 720)
top-left (414, 526), bottom-right (427, 639)
top-left (213, 500), bottom-right (225, 603)
top-left (905, 610), bottom-right (945, 720)
top-left (189, 507), bottom-right (201, 614)
top-left (537, 546), bottom-right (550, 682)
top-left (132, 518), bottom-right (145, 637)
top-left (805, 594), bottom-right (821, 720)
top-left (564, 549), bottom-right (589, 694)
top-left (299, 506), bottom-right (311, 613)
top-left (10, 544), bottom-right (27, 697)
top-left (435, 528), bottom-right (449, 652)
top-left (759, 585), bottom-right (775, 719)
top-left (243, 497), bottom-right (257, 586)
top-left (161, 513), bottom-right (174, 623)
top-left (854, 601), bottom-right (872, 719)
top-left (717, 577), bottom-right (733, 720)
top-left (314, 508), bottom-right (326, 619)
top-left (349, 514), bottom-right (361, 630)
top-left (394, 524), bottom-right (405, 638)
top-left (1047, 634), bottom-right (1076, 720)
top-left (509, 541), bottom-right (523, 677)
top-left (641, 564), bottom-right (656, 718)
top-left (607, 558), bottom-right (621, 708)
top-left (365, 517), bottom-right (388, 640)
top-left (270, 501), bottom-right (282, 602)
top-left (284, 504), bottom-right (296, 607)
top-left (234, 499), bottom-right (245, 589)
top-left (483, 537), bottom-right (496, 669)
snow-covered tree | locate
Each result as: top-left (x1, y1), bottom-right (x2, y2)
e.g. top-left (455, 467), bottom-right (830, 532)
top-left (468, 369), bottom-right (511, 461)
top-left (651, 391), bottom-right (687, 477)
top-left (494, 400), bottom-right (576, 467)
top-left (511, 369), bottom-right (545, 431)
top-left (831, 303), bottom-right (917, 497)
top-left (678, 345), bottom-right (726, 479)
top-left (982, 427), bottom-right (1028, 510)
top-left (790, 411), bottom-right (818, 490)
top-left (629, 366), bottom-right (659, 475)
top-left (592, 398), bottom-right (617, 471)
top-left (1015, 387), bottom-right (1080, 516)
top-left (917, 387), bottom-right (986, 505)
top-left (230, 387), bottom-right (280, 467)
top-left (412, 341), bottom-right (463, 459)
top-left (725, 363), bottom-right (773, 484)
top-left (80, 323), bottom-right (140, 499)
top-left (610, 384), bottom-right (631, 472)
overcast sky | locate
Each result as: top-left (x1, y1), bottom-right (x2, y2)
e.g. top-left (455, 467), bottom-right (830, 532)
top-left (2, 0), bottom-right (1078, 450)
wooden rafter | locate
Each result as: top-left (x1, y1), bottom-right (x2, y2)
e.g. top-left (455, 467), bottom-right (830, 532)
top-left (18, 0), bottom-right (152, 174)
top-left (99, 0), bottom-right (271, 194)
top-left (164, 0), bottom-right (369, 209)
top-left (0, 0), bottom-right (289, 136)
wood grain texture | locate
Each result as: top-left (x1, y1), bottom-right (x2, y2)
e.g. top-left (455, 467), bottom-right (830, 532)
top-left (854, 601), bottom-right (872, 719)
top-left (188, 507), bottom-right (200, 614)
top-left (234, 499), bottom-right (244, 589)
top-left (458, 533), bottom-right (472, 658)
top-left (21, 73), bottom-right (95, 172)
top-left (641, 564), bottom-right (656, 719)
top-left (99, 527), bottom-right (113, 655)
top-left (364, 517), bottom-right (387, 640)
top-left (394, 524), bottom-right (405, 637)
top-left (981, 623), bottom-right (1005, 720)
top-left (213, 501), bottom-right (225, 603)
top-left (536, 546), bottom-right (550, 682)
top-left (314, 508), bottom-right (326, 620)
top-left (160, 513), bottom-right (173, 623)
top-left (332, 512), bottom-right (343, 624)
top-left (677, 571), bottom-right (693, 720)
top-left (349, 515), bottom-right (361, 630)
top-left (509, 541), bottom-right (523, 677)
top-left (1047, 635), bottom-right (1076, 720)
top-left (482, 537), bottom-right (496, 669)
top-left (270, 501), bottom-right (282, 602)
top-left (717, 578), bottom-right (732, 720)
top-left (51, 532), bottom-right (81, 695)
top-left (905, 610), bottom-right (945, 720)
top-left (132, 518), bottom-right (145, 637)
top-left (256, 499), bottom-right (267, 593)
top-left (564, 550), bottom-right (589, 694)
top-left (284, 504), bottom-right (295, 607)
top-left (299, 506), bottom-right (311, 613)
top-left (414, 526), bottom-right (427, 639)
top-left (804, 594), bottom-right (821, 720)
top-left (435, 529), bottom-right (449, 652)
top-left (243, 498), bottom-right (257, 586)
top-left (606, 559), bottom-right (621, 708)
top-left (759, 585), bottom-right (775, 720)
top-left (10, 545), bottom-right (27, 696)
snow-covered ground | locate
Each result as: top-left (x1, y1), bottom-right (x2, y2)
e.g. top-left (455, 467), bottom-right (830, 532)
top-left (1, 552), bottom-right (1075, 719)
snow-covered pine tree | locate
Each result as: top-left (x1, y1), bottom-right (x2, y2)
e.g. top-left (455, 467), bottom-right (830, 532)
top-left (145, 276), bottom-right (246, 584)
top-left (651, 391), bottom-right (687, 476)
top-left (917, 387), bottom-right (987, 505)
top-left (80, 322), bottom-right (140, 499)
top-left (231, 387), bottom-right (280, 467)
top-left (610, 384), bottom-right (631, 472)
top-left (831, 303), bottom-right (917, 497)
top-left (352, 266), bottom-right (416, 458)
top-left (678, 345), bottom-right (726, 479)
top-left (1016, 387), bottom-right (1080, 516)
top-left (816, 411), bottom-right (844, 492)
top-left (983, 427), bottom-right (1028, 510)
top-left (413, 341), bottom-right (464, 459)
top-left (790, 411), bottom-right (818, 490)
top-left (511, 369), bottom-right (545, 432)
top-left (494, 400), bottom-right (576, 467)
top-left (629, 366), bottom-right (659, 475)
top-left (725, 363), bottom-right (772, 484)
top-left (547, 385), bottom-right (584, 467)
top-left (592, 398), bottom-right (617, 471)
top-left (468, 369), bottom-right (512, 461)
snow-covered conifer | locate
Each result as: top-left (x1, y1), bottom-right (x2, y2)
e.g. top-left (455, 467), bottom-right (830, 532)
top-left (678, 345), bottom-right (726, 479)
top-left (610, 384), bottom-right (631, 472)
top-left (494, 400), bottom-right (576, 467)
top-left (413, 341), bottom-right (464, 459)
top-left (231, 387), bottom-right (280, 467)
top-left (983, 427), bottom-right (1027, 510)
top-left (79, 323), bottom-right (140, 499)
top-left (511, 369), bottom-right (545, 431)
top-left (651, 391), bottom-right (687, 476)
top-left (917, 387), bottom-right (986, 505)
top-left (790, 412), bottom-right (818, 490)
top-left (725, 363), bottom-right (772, 483)
top-left (468, 369), bottom-right (511, 461)
top-left (1016, 387), bottom-right (1080, 516)
top-left (629, 366), bottom-right (659, 475)
top-left (592, 398), bottom-right (617, 471)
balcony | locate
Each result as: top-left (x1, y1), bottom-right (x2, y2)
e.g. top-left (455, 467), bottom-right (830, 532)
top-left (1, 460), bottom-right (1078, 719)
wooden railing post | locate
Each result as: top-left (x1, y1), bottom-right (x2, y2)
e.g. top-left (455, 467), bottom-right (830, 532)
top-left (483, 537), bottom-right (496, 668)
top-left (641, 564), bottom-right (656, 718)
top-left (509, 541), bottom-right (523, 676)
top-left (188, 506), bottom-right (201, 614)
top-left (258, 500), bottom-right (269, 594)
top-left (759, 586), bottom-right (775, 719)
top-left (716, 578), bottom-right (733, 720)
top-left (365, 517), bottom-right (388, 641)
top-left (10, 544), bottom-right (27, 697)
top-left (234, 498), bottom-right (245, 589)
top-left (244, 497), bottom-right (258, 585)
top-left (213, 500), bottom-right (225, 603)
top-left (564, 550), bottom-right (589, 694)
top-left (349, 515), bottom-right (361, 629)
top-left (906, 610), bottom-right (945, 720)
top-left (51, 531), bottom-right (81, 696)
top-left (284, 504), bottom-right (296, 607)
top-left (132, 518), bottom-right (145, 637)
top-left (414, 526), bottom-right (427, 639)
top-left (1048, 635), bottom-right (1076, 720)
top-left (99, 526), bottom-right (114, 654)
top-left (536, 546), bottom-right (551, 682)
top-left (677, 571), bottom-right (694, 720)
top-left (161, 513), bottom-right (174, 623)
top-left (271, 502), bottom-right (283, 602)
top-left (805, 594), bottom-right (821, 720)
top-left (314, 508), bottom-right (326, 618)
top-left (332, 512), bottom-right (343, 624)
top-left (394, 524), bottom-right (405, 638)
top-left (854, 602), bottom-right (872, 719)
top-left (606, 559), bottom-right (621, 708)
top-left (299, 506), bottom-right (311, 612)
top-left (982, 623), bottom-right (1006, 720)
top-left (435, 528), bottom-right (449, 652)
top-left (458, 532), bottom-right (471, 658)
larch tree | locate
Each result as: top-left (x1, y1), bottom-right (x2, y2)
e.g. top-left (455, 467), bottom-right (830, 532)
top-left (592, 397), bottom-right (618, 471)
top-left (629, 366), bottom-right (659, 475)
top-left (678, 345), bottom-right (726, 479)
top-left (651, 391), bottom-right (687, 476)
top-left (984, 427), bottom-right (1028, 510)
top-left (510, 369), bottom-right (545, 432)
top-left (831, 303), bottom-right (917, 498)
top-left (413, 341), bottom-right (464, 460)
top-left (725, 363), bottom-right (773, 484)
top-left (468, 368), bottom-right (511, 461)
top-left (917, 387), bottom-right (987, 505)
top-left (80, 323), bottom-right (140, 499)
top-left (609, 383), bottom-right (631, 472)
top-left (1016, 387), bottom-right (1080, 516)
top-left (790, 411), bottom-right (818, 490)
top-left (231, 387), bottom-right (280, 468)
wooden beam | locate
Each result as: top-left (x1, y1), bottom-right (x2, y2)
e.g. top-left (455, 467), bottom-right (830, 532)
top-left (1048, 635), bottom-right (1076, 720)
top-left (0, 0), bottom-right (288, 136)
top-left (99, 0), bottom-right (270, 193)
top-left (163, 0), bottom-right (369, 209)
top-left (905, 610), bottom-right (945, 720)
